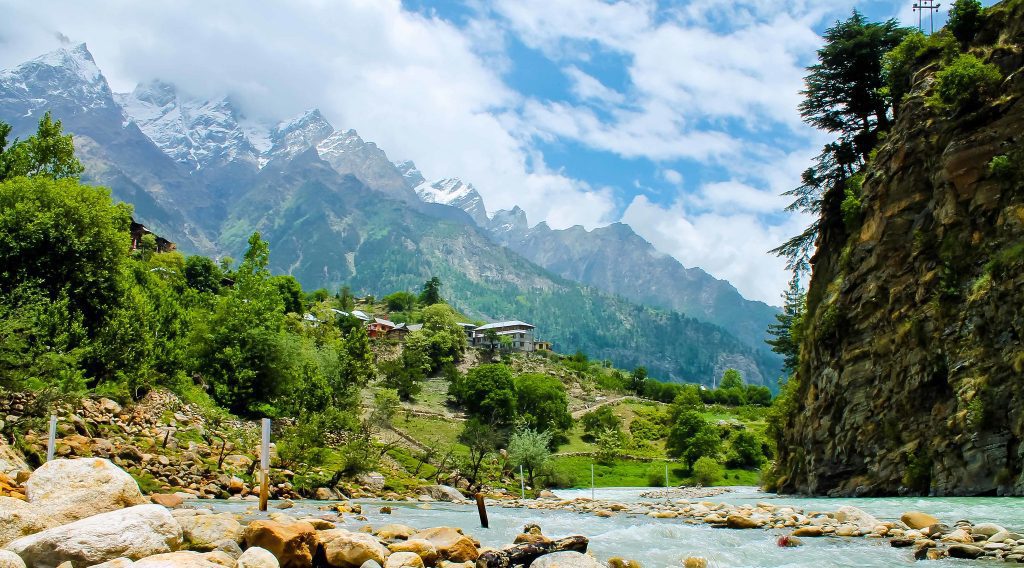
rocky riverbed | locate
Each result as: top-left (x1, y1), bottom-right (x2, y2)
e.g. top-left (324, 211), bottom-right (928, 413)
top-left (3, 457), bottom-right (1024, 567)
top-left (1, 457), bottom-right (612, 568)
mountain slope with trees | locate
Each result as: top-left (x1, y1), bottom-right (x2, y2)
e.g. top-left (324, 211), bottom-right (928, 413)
top-left (0, 45), bottom-right (783, 387)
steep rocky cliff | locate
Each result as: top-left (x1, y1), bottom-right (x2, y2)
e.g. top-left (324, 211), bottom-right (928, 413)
top-left (777, 2), bottom-right (1024, 496)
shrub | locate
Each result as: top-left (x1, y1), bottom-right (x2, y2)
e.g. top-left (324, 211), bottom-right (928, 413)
top-left (692, 456), bottom-right (723, 486)
top-left (988, 154), bottom-right (1013, 179)
top-left (840, 172), bottom-right (865, 230)
top-left (927, 53), bottom-right (1002, 111)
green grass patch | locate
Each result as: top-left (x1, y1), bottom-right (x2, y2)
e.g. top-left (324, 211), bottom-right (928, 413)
top-left (546, 455), bottom-right (760, 488)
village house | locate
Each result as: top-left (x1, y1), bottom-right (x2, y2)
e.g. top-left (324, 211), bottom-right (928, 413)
top-left (367, 317), bottom-right (396, 339)
top-left (472, 320), bottom-right (537, 352)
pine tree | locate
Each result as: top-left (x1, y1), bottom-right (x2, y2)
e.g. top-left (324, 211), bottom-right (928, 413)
top-left (765, 275), bottom-right (806, 375)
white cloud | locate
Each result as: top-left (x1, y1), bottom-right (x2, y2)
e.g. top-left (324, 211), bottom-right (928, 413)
top-left (661, 168), bottom-right (683, 185)
top-left (565, 66), bottom-right (624, 104)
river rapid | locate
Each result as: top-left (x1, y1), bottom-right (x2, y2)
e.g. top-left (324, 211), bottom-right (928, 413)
top-left (204, 487), bottom-right (1024, 567)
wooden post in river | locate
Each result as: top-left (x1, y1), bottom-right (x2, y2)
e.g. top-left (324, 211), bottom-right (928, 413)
top-left (475, 493), bottom-right (489, 528)
top-left (259, 418), bottom-right (270, 512)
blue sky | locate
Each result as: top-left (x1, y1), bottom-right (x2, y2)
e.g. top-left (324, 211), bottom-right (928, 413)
top-left (0, 0), bottom-right (989, 304)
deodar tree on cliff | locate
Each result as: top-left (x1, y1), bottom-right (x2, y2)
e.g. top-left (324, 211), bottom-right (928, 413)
top-left (772, 12), bottom-right (911, 274)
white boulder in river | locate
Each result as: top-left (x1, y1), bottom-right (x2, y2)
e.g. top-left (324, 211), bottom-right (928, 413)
top-left (26, 458), bottom-right (147, 526)
top-left (4, 504), bottom-right (182, 568)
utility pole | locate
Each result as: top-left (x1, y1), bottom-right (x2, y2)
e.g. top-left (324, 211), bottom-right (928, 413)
top-left (913, 0), bottom-right (941, 34)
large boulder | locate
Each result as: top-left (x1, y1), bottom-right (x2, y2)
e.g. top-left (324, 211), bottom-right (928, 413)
top-left (900, 511), bottom-right (939, 530)
top-left (382, 552), bottom-right (422, 568)
top-left (178, 513), bottom-right (243, 551)
top-left (5, 504), bottom-right (181, 568)
top-left (420, 485), bottom-right (464, 503)
top-left (387, 540), bottom-right (437, 565)
top-left (237, 547), bottom-right (279, 568)
top-left (725, 515), bottom-right (760, 529)
top-left (0, 497), bottom-right (45, 547)
top-left (133, 552), bottom-right (223, 568)
top-left (408, 528), bottom-right (477, 563)
top-left (0, 550), bottom-right (26, 568)
top-left (947, 544), bottom-right (984, 559)
top-left (320, 530), bottom-right (389, 568)
top-left (374, 525), bottom-right (415, 541)
top-left (25, 458), bottom-right (146, 526)
top-left (242, 521), bottom-right (317, 568)
top-left (834, 506), bottom-right (880, 531)
top-left (528, 552), bottom-right (602, 568)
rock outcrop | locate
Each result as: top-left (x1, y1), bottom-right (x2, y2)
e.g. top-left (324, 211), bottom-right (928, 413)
top-left (777, 0), bottom-right (1024, 497)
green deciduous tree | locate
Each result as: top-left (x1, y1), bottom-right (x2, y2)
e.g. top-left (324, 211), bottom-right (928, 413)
top-left (629, 366), bottom-right (648, 393)
top-left (383, 290), bottom-right (417, 312)
top-left (581, 406), bottom-right (621, 441)
top-left (184, 255), bottom-right (222, 294)
top-left (0, 176), bottom-right (132, 333)
top-left (189, 233), bottom-right (292, 417)
top-left (514, 373), bottom-right (572, 443)
top-left (720, 369), bottom-right (744, 389)
top-left (417, 303), bottom-right (467, 370)
top-left (0, 113), bottom-right (84, 182)
top-left (726, 430), bottom-right (768, 469)
top-left (271, 274), bottom-right (304, 314)
top-left (667, 410), bottom-right (722, 469)
top-left (692, 456), bottom-right (723, 486)
top-left (449, 363), bottom-right (518, 426)
top-left (508, 427), bottom-right (552, 488)
top-left (458, 418), bottom-right (502, 490)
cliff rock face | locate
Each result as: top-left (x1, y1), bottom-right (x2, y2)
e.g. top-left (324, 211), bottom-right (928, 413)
top-left (778, 3), bottom-right (1024, 496)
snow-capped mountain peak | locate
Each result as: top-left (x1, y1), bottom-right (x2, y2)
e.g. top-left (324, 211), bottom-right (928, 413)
top-left (394, 160), bottom-right (425, 188)
top-left (117, 80), bottom-right (260, 170)
top-left (0, 43), bottom-right (118, 121)
top-left (269, 108), bottom-right (334, 161)
top-left (414, 177), bottom-right (489, 226)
